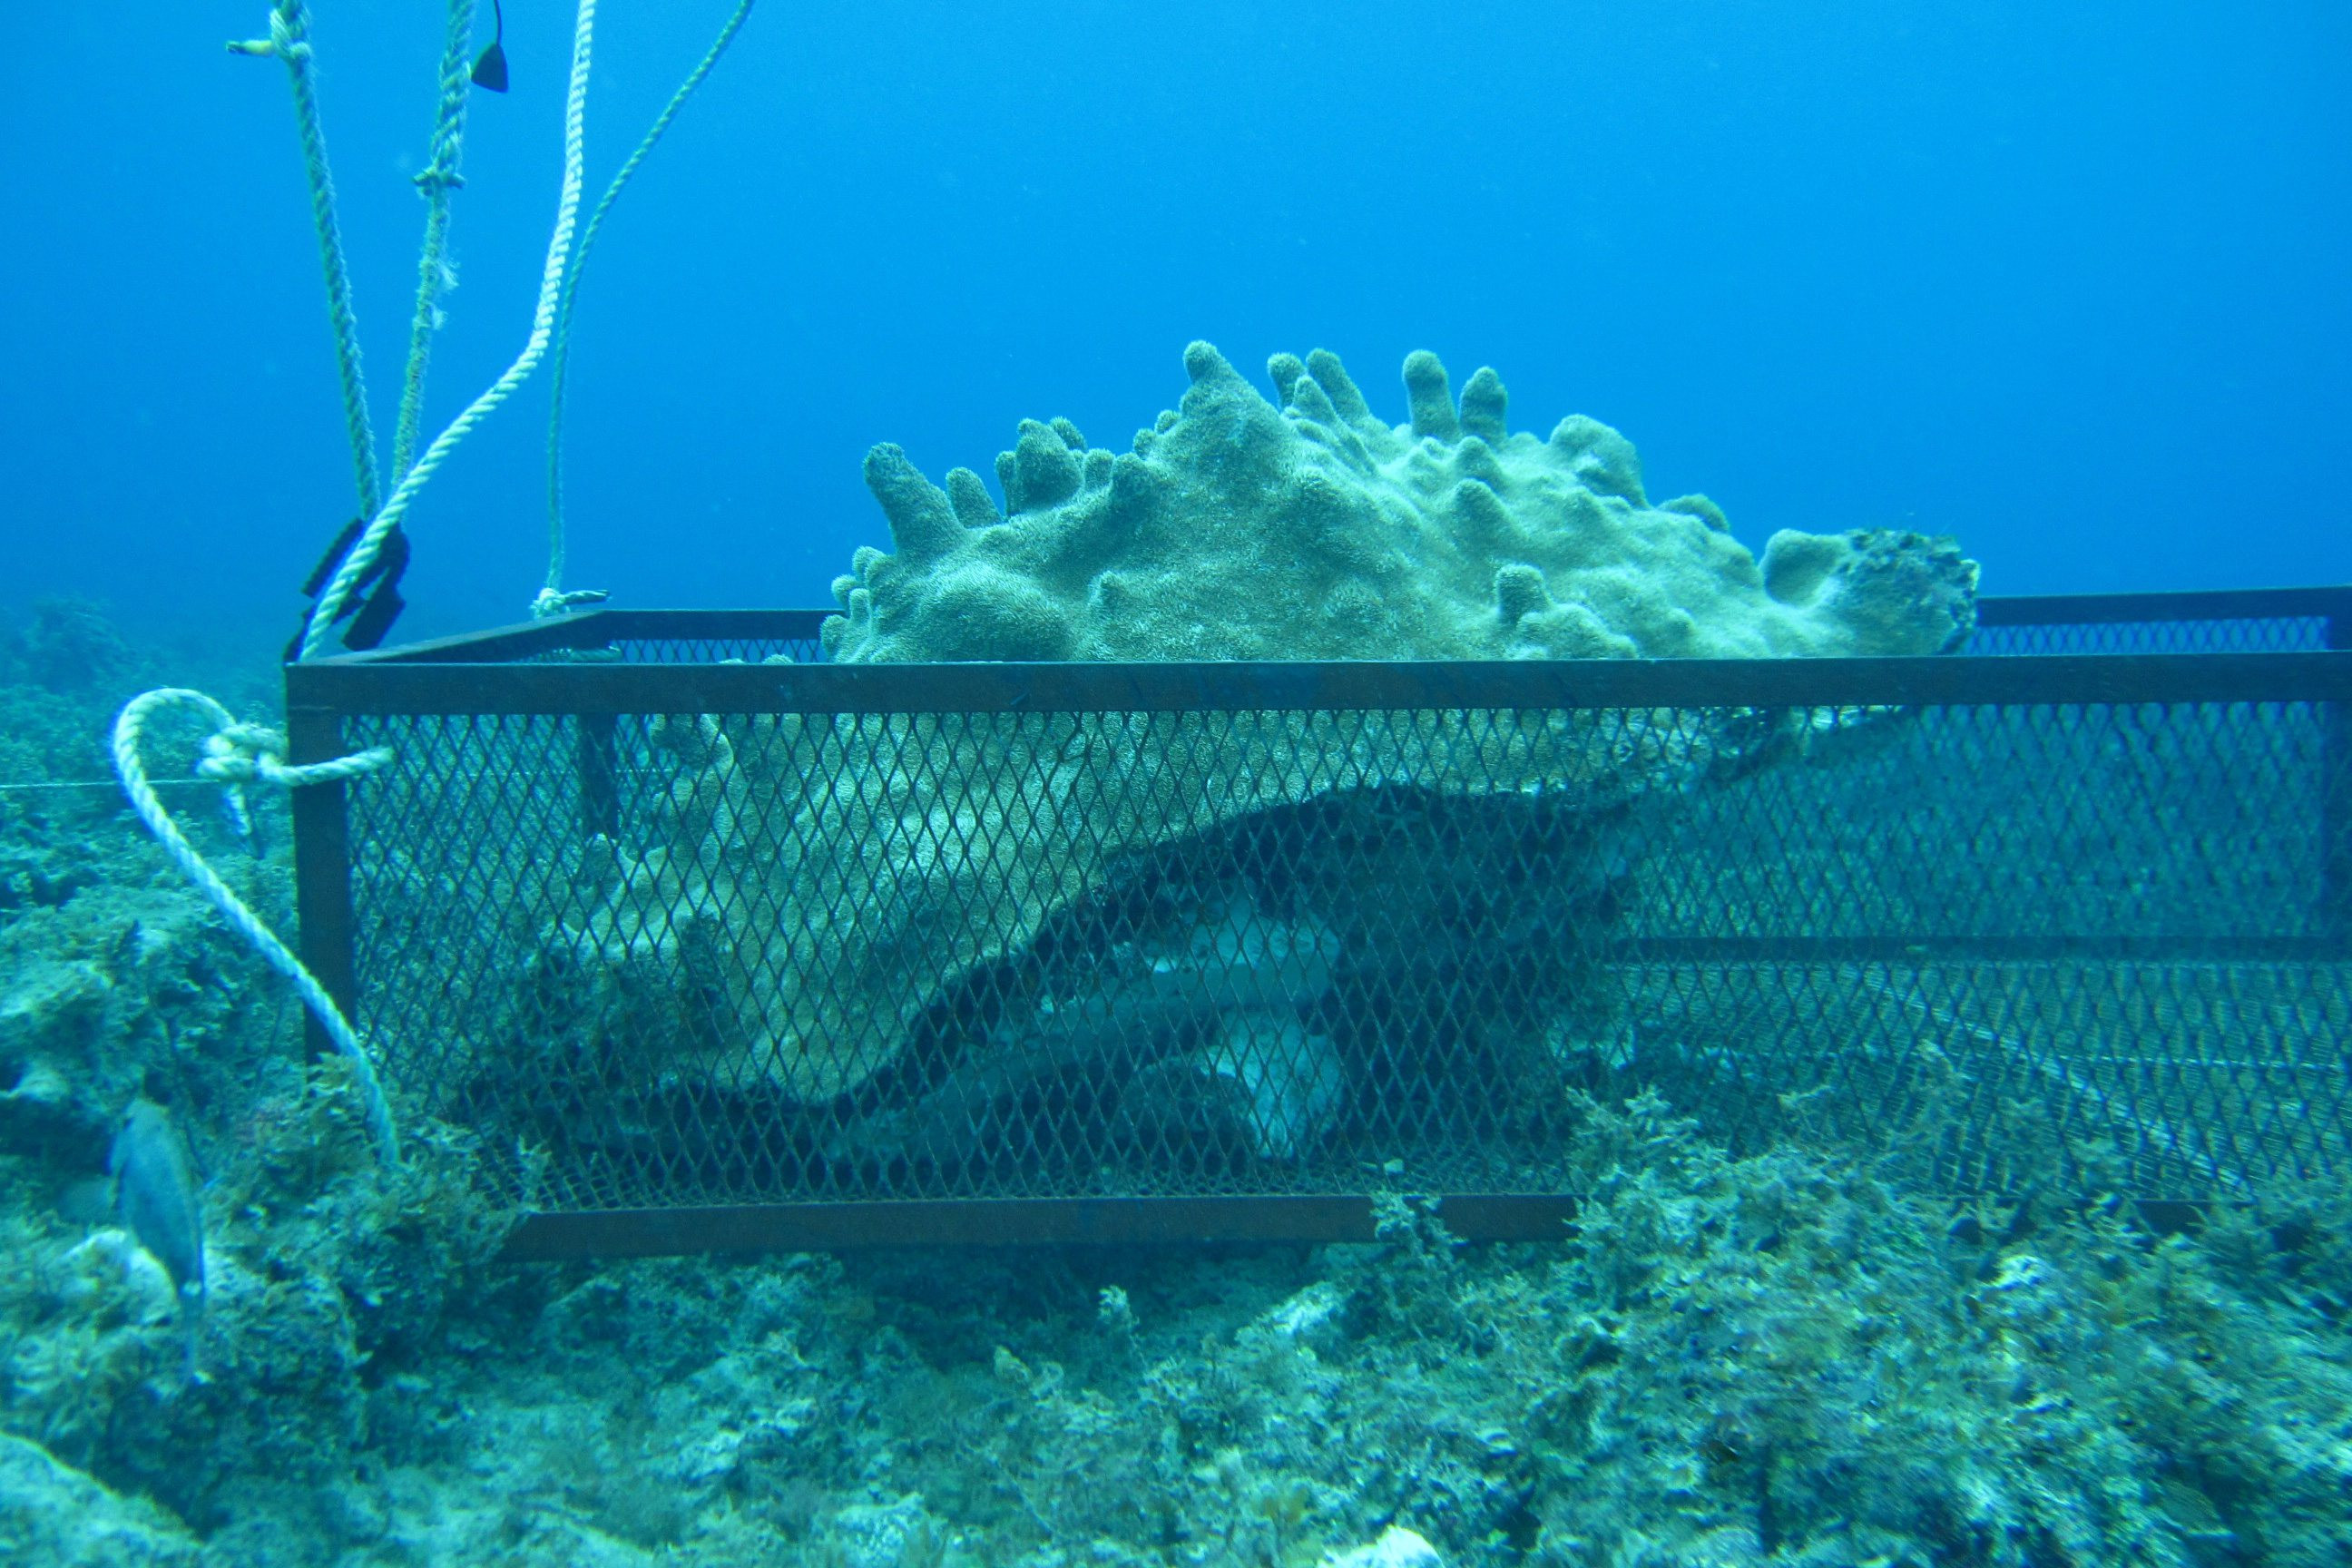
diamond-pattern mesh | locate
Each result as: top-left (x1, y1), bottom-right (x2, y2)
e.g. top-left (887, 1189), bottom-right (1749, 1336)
top-left (1615, 698), bottom-right (2346, 1197)
top-left (605, 634), bottom-right (825, 665)
top-left (323, 639), bottom-right (2352, 1211)
top-left (1970, 615), bottom-right (2328, 655)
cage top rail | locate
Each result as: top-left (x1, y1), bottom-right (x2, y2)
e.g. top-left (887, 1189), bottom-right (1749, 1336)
top-left (318, 584), bottom-right (2352, 670)
top-left (313, 606), bottom-right (836, 665)
top-left (288, 645), bottom-right (2352, 718)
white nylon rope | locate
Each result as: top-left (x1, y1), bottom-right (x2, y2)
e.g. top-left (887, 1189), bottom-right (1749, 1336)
top-left (302, 0), bottom-right (601, 661)
top-left (112, 690), bottom-right (400, 1164)
top-left (539, 0), bottom-right (760, 617)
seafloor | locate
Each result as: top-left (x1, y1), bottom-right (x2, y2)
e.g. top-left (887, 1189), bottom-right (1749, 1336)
top-left (3, 599), bottom-right (2349, 1568)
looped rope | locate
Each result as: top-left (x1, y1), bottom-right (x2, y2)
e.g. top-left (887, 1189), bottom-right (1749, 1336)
top-left (113, 690), bottom-right (400, 1166)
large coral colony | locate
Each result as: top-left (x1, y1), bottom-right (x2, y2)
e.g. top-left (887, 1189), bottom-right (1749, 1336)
top-left (3, 355), bottom-right (2350, 1565)
top-left (549, 344), bottom-right (1980, 1154)
top-left (828, 343), bottom-right (1977, 666)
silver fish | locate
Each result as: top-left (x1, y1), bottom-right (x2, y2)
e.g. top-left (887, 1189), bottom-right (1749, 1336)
top-left (111, 1099), bottom-right (206, 1321)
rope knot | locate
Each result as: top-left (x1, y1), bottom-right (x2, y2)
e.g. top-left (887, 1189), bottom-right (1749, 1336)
top-left (267, 9), bottom-right (309, 62)
top-left (196, 723), bottom-right (287, 787)
top-left (226, 8), bottom-right (299, 58)
top-left (533, 586), bottom-right (612, 619)
top-left (196, 722), bottom-right (391, 790)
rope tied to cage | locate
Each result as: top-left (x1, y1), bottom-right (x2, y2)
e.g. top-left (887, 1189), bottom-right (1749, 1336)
top-left (539, 0), bottom-right (760, 619)
top-left (302, 0), bottom-right (602, 662)
top-left (198, 721), bottom-right (392, 789)
top-left (113, 689), bottom-right (400, 1166)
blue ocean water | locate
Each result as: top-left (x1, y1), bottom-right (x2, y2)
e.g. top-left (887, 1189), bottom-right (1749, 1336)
top-left (4, 2), bottom-right (2348, 640)
top-left (7, 10), bottom-right (2352, 1559)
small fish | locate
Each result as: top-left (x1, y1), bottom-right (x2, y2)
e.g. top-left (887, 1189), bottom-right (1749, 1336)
top-left (111, 1099), bottom-right (207, 1376)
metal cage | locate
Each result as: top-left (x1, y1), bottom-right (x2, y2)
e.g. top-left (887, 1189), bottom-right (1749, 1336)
top-left (284, 587), bottom-right (2352, 1257)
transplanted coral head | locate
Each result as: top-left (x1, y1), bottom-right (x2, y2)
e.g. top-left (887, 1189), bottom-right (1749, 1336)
top-left (827, 343), bottom-right (1977, 666)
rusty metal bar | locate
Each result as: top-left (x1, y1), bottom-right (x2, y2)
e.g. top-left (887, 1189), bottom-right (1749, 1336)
top-left (282, 695), bottom-right (360, 1062)
top-left (500, 1193), bottom-right (1585, 1259)
top-left (284, 650), bottom-right (2352, 720)
top-left (324, 590), bottom-right (2352, 666)
top-left (321, 607), bottom-right (838, 665)
top-left (495, 1195), bottom-right (2227, 1259)
top-left (319, 609), bottom-right (623, 665)
top-left (1974, 584), bottom-right (2352, 626)
top-left (1612, 936), bottom-right (2349, 963)
top-left (2324, 601), bottom-right (2352, 942)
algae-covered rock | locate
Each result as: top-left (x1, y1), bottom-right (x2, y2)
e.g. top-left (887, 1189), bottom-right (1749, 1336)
top-left (0, 599), bottom-right (299, 1168)
top-left (548, 348), bottom-right (1977, 1153)
top-left (0, 1432), bottom-right (198, 1564)
top-left (0, 886), bottom-right (263, 1160)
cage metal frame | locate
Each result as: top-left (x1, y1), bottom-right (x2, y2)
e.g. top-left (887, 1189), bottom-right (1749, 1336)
top-left (284, 585), bottom-right (2352, 1258)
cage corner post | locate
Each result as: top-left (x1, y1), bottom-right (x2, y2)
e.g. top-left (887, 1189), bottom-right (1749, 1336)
top-left (2324, 588), bottom-right (2352, 945)
top-left (284, 683), bottom-right (363, 1061)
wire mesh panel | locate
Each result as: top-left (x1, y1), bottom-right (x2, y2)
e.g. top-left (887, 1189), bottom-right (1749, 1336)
top-left (287, 598), bottom-right (2352, 1240)
top-left (601, 633), bottom-right (825, 665)
top-left (1970, 586), bottom-right (2348, 656)
top-left (1615, 699), bottom-right (2347, 1198)
top-left (1970, 618), bottom-right (2328, 655)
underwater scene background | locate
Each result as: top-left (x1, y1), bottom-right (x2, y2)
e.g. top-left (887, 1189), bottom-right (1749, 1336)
top-left (3, 2), bottom-right (2351, 1564)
